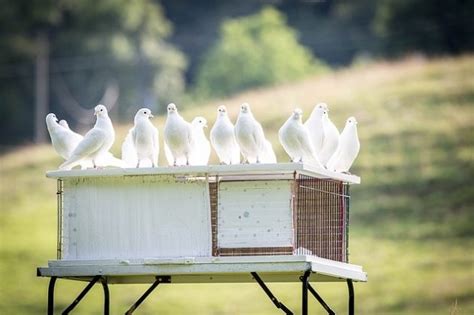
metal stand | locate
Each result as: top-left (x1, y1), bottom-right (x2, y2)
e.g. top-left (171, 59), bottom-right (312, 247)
top-left (125, 276), bottom-right (170, 314)
top-left (251, 272), bottom-right (293, 315)
top-left (47, 276), bottom-right (109, 315)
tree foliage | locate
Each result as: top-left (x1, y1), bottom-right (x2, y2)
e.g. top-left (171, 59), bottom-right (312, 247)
top-left (194, 7), bottom-right (327, 98)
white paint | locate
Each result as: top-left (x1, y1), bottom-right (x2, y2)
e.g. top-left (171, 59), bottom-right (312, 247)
top-left (62, 175), bottom-right (211, 260)
top-left (217, 180), bottom-right (293, 248)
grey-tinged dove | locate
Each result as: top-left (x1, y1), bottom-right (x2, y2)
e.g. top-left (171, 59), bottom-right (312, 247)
top-left (304, 103), bottom-right (327, 156)
top-left (59, 104), bottom-right (115, 170)
top-left (127, 108), bottom-right (158, 168)
top-left (326, 116), bottom-right (360, 173)
top-left (319, 107), bottom-right (340, 166)
top-left (234, 103), bottom-right (268, 163)
top-left (279, 108), bottom-right (323, 167)
top-left (163, 103), bottom-right (194, 166)
top-left (260, 139), bottom-right (277, 164)
top-left (210, 105), bottom-right (240, 165)
top-left (189, 116), bottom-right (211, 165)
top-left (46, 113), bottom-right (83, 160)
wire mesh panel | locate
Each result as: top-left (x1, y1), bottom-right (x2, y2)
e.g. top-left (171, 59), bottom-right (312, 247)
top-left (295, 175), bottom-right (350, 262)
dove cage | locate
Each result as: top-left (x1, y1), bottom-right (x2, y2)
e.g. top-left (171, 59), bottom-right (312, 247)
top-left (38, 164), bottom-right (366, 315)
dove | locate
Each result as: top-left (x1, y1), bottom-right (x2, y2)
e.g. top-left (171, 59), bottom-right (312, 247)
top-left (319, 108), bottom-right (340, 166)
top-left (326, 116), bottom-right (360, 173)
top-left (59, 104), bottom-right (115, 170)
top-left (210, 106), bottom-right (240, 165)
top-left (234, 103), bottom-right (268, 163)
top-left (46, 113), bottom-right (83, 160)
top-left (189, 116), bottom-right (211, 165)
top-left (122, 108), bottom-right (159, 168)
top-left (279, 108), bottom-right (322, 166)
top-left (304, 103), bottom-right (326, 156)
top-left (163, 103), bottom-right (194, 166)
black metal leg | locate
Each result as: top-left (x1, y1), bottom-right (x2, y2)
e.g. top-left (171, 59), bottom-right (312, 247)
top-left (307, 283), bottom-right (335, 315)
top-left (125, 278), bottom-right (161, 315)
top-left (101, 278), bottom-right (110, 315)
top-left (300, 270), bottom-right (311, 315)
top-left (48, 276), bottom-right (57, 315)
top-left (62, 275), bottom-right (101, 314)
top-left (347, 279), bottom-right (354, 315)
top-left (251, 272), bottom-right (293, 315)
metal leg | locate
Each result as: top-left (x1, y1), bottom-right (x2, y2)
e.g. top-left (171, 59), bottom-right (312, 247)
top-left (48, 276), bottom-right (57, 315)
top-left (300, 270), bottom-right (310, 315)
top-left (101, 278), bottom-right (110, 315)
top-left (251, 272), bottom-right (293, 315)
top-left (307, 283), bottom-right (335, 315)
top-left (347, 279), bottom-right (354, 315)
top-left (62, 275), bottom-right (101, 314)
top-left (125, 276), bottom-right (170, 315)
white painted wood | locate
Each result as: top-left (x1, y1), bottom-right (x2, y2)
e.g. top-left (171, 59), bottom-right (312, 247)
top-left (62, 175), bottom-right (212, 260)
top-left (38, 255), bottom-right (367, 282)
top-left (46, 163), bottom-right (360, 184)
top-left (218, 180), bottom-right (294, 248)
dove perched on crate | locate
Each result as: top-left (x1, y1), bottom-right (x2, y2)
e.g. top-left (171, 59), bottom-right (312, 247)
top-left (326, 117), bottom-right (360, 173)
top-left (304, 103), bottom-right (326, 156)
top-left (59, 104), bottom-right (115, 170)
top-left (279, 108), bottom-right (323, 167)
top-left (189, 116), bottom-right (211, 165)
top-left (163, 103), bottom-right (194, 166)
top-left (319, 108), bottom-right (340, 166)
top-left (234, 103), bottom-right (270, 163)
top-left (46, 113), bottom-right (83, 161)
top-left (121, 108), bottom-right (158, 168)
top-left (210, 105), bottom-right (240, 165)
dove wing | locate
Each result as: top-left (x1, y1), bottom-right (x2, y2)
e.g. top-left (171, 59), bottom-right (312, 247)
top-left (152, 127), bottom-right (159, 166)
top-left (121, 128), bottom-right (137, 167)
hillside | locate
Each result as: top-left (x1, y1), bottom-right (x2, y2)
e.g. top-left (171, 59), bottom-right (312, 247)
top-left (1, 55), bottom-right (473, 314)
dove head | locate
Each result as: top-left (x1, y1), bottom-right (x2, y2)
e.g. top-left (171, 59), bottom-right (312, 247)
top-left (310, 103), bottom-right (327, 118)
top-left (46, 113), bottom-right (58, 123)
top-left (346, 116), bottom-right (358, 126)
top-left (135, 108), bottom-right (154, 121)
top-left (292, 108), bottom-right (303, 121)
top-left (94, 104), bottom-right (108, 117)
top-left (193, 116), bottom-right (208, 128)
top-left (240, 103), bottom-right (251, 114)
top-left (167, 103), bottom-right (178, 115)
top-left (59, 120), bottom-right (69, 129)
top-left (217, 105), bottom-right (228, 116)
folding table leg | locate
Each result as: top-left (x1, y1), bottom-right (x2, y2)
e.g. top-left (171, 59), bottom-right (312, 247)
top-left (48, 276), bottom-right (57, 315)
top-left (62, 275), bottom-right (101, 314)
top-left (101, 278), bottom-right (110, 315)
top-left (347, 279), bottom-right (354, 315)
top-left (301, 270), bottom-right (311, 315)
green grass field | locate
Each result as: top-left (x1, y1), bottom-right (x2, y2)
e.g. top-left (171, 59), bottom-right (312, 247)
top-left (1, 55), bottom-right (473, 314)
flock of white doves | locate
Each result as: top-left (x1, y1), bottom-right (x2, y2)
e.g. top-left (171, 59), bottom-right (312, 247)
top-left (46, 102), bottom-right (360, 173)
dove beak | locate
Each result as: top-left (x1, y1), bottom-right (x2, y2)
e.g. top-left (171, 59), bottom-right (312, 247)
top-left (94, 111), bottom-right (98, 116)
top-left (204, 124), bottom-right (208, 128)
top-left (149, 113), bottom-right (154, 118)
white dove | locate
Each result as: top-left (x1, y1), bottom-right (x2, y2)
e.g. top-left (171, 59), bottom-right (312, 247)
top-left (319, 107), bottom-right (340, 166)
top-left (234, 103), bottom-right (268, 163)
top-left (122, 108), bottom-right (159, 168)
top-left (189, 116), bottom-right (211, 165)
top-left (46, 113), bottom-right (83, 160)
top-left (210, 105), bottom-right (240, 165)
top-left (279, 108), bottom-right (322, 167)
top-left (304, 103), bottom-right (326, 157)
top-left (163, 103), bottom-right (194, 166)
top-left (59, 104), bottom-right (115, 170)
top-left (326, 117), bottom-right (360, 173)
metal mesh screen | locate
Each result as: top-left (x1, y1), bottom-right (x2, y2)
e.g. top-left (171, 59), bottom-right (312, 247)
top-left (295, 175), bottom-right (350, 262)
top-left (209, 181), bottom-right (219, 256)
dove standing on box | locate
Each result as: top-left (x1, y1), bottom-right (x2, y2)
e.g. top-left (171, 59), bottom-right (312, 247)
top-left (189, 116), bottom-right (211, 165)
top-left (210, 106), bottom-right (240, 165)
top-left (326, 116), bottom-right (360, 173)
top-left (304, 103), bottom-right (326, 157)
top-left (59, 104), bottom-right (115, 170)
top-left (122, 108), bottom-right (159, 168)
top-left (46, 113), bottom-right (83, 160)
top-left (319, 107), bottom-right (340, 166)
top-left (163, 103), bottom-right (194, 166)
top-left (234, 103), bottom-right (271, 163)
top-left (279, 108), bottom-right (323, 167)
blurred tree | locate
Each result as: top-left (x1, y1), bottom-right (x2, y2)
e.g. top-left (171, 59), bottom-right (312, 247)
top-left (194, 6), bottom-right (328, 98)
top-left (374, 0), bottom-right (474, 56)
top-left (0, 0), bottom-right (186, 146)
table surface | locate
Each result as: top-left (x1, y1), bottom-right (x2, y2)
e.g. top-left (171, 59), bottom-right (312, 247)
top-left (37, 255), bottom-right (367, 284)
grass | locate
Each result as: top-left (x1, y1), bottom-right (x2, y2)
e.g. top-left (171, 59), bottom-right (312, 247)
top-left (1, 55), bottom-right (473, 314)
